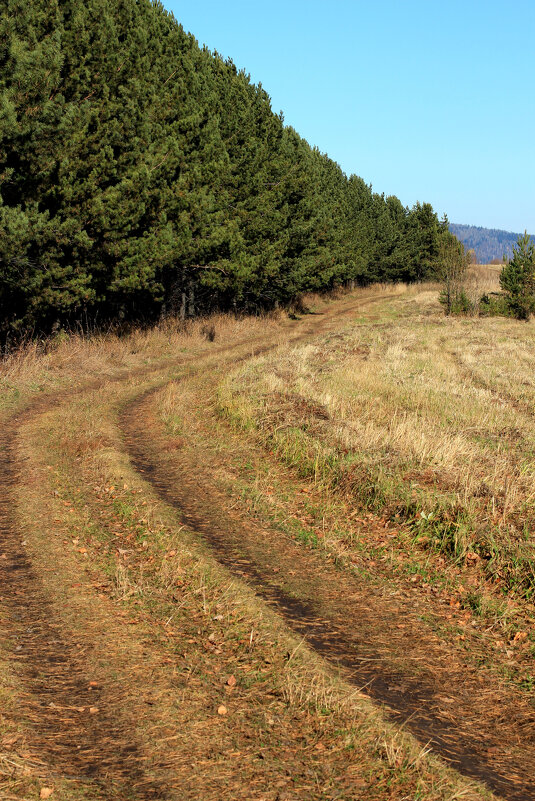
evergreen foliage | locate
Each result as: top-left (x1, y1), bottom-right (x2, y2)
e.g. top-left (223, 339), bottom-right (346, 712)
top-left (500, 232), bottom-right (535, 320)
top-left (0, 0), bottom-right (454, 343)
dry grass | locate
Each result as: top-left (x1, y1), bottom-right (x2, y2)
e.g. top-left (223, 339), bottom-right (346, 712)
top-left (0, 285), bottom-right (513, 799)
top-left (464, 264), bottom-right (502, 309)
top-left (0, 312), bottom-right (282, 419)
top-left (218, 284), bottom-right (535, 599)
top-left (9, 362), bottom-right (492, 801)
top-left (147, 336), bottom-right (535, 798)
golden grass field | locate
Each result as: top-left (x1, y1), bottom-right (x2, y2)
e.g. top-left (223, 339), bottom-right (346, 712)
top-left (2, 274), bottom-right (535, 800)
top-left (220, 274), bottom-right (535, 600)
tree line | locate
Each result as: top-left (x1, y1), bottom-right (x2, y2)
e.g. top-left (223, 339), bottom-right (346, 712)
top-left (0, 0), bottom-right (457, 345)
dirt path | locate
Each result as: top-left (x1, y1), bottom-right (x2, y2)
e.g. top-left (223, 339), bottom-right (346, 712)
top-left (4, 290), bottom-right (530, 799)
top-left (0, 294), bottom-right (393, 799)
top-left (119, 372), bottom-right (535, 800)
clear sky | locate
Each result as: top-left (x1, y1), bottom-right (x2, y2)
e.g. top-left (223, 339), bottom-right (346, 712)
top-left (165, 0), bottom-right (535, 233)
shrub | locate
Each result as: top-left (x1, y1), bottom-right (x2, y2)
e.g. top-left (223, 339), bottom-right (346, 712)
top-left (478, 292), bottom-right (514, 317)
top-left (438, 287), bottom-right (473, 315)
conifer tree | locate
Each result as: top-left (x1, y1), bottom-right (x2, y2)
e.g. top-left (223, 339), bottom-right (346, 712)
top-left (500, 232), bottom-right (535, 320)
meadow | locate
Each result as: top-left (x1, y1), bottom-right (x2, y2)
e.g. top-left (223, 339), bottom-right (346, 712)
top-left (219, 277), bottom-right (535, 600)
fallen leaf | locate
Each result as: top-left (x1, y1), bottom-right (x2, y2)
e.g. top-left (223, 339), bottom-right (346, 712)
top-left (217, 705), bottom-right (227, 716)
top-left (226, 675), bottom-right (236, 687)
top-left (40, 789), bottom-right (54, 799)
top-left (89, 707), bottom-right (99, 714)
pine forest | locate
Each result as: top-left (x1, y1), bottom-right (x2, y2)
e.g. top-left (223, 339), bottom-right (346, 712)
top-left (1, 0), bottom-right (455, 343)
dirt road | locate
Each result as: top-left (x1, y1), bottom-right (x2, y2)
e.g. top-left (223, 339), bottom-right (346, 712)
top-left (2, 290), bottom-right (533, 800)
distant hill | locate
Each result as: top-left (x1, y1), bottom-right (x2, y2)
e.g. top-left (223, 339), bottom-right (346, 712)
top-left (449, 223), bottom-right (533, 264)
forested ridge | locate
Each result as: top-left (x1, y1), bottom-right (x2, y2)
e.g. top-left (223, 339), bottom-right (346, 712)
top-left (1, 0), bottom-right (453, 343)
top-left (449, 224), bottom-right (535, 265)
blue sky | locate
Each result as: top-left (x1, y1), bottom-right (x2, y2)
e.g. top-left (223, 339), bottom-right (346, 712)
top-left (165, 1), bottom-right (535, 233)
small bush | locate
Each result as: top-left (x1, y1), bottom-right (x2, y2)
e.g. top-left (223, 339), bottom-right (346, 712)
top-left (479, 292), bottom-right (513, 317)
top-left (438, 287), bottom-right (474, 315)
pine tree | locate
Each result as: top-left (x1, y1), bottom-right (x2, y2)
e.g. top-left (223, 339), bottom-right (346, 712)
top-left (500, 232), bottom-right (535, 320)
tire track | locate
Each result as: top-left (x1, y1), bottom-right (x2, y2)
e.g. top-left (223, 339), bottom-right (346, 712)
top-left (0, 410), bottom-right (167, 799)
top-left (0, 341), bottom-right (276, 797)
top-left (0, 294), bottom-right (378, 796)
top-left (119, 378), bottom-right (535, 801)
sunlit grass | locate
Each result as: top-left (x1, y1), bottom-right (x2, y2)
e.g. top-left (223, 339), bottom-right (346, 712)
top-left (218, 283), bottom-right (535, 596)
